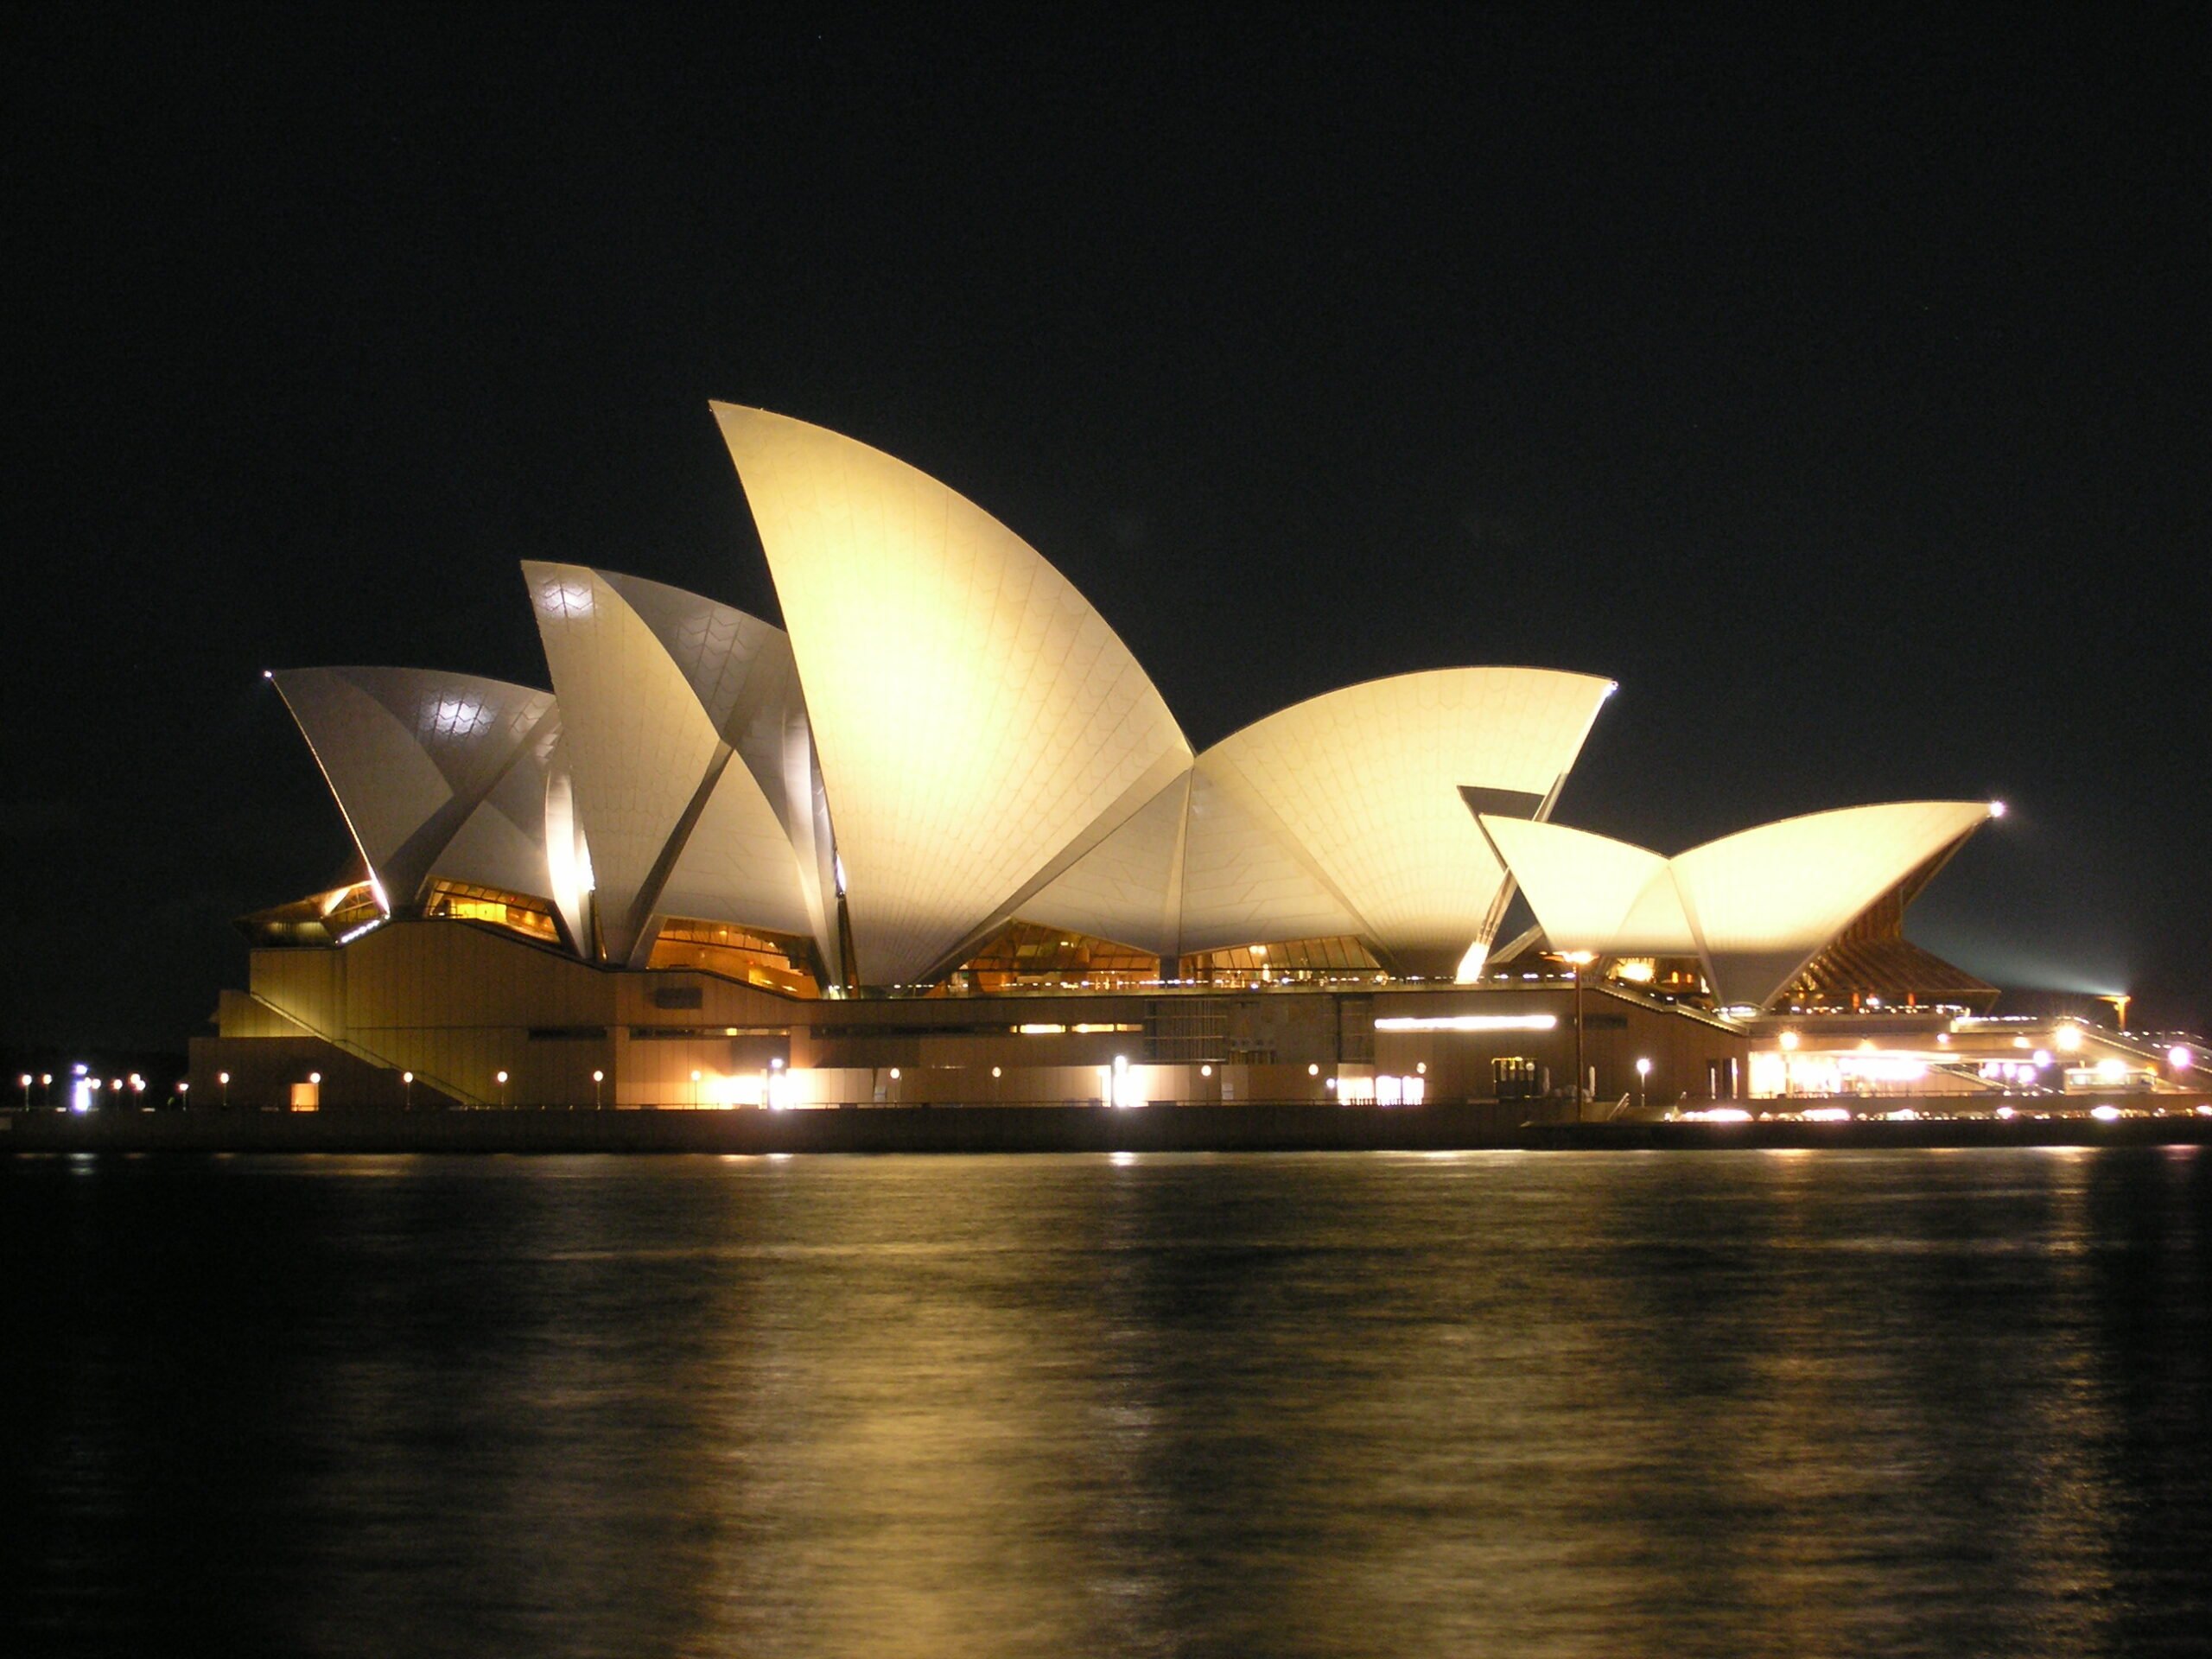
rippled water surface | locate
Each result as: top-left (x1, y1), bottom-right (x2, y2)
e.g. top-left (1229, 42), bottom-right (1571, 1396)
top-left (4, 1148), bottom-right (2209, 1656)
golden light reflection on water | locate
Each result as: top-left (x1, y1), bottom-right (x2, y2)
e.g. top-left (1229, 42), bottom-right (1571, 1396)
top-left (4, 1149), bottom-right (2209, 1656)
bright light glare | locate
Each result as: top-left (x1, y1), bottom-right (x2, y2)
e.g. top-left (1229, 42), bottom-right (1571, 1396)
top-left (1680, 1108), bottom-right (1751, 1122)
top-left (1374, 1014), bottom-right (1558, 1033)
top-left (2168, 1046), bottom-right (2194, 1073)
top-left (537, 578), bottom-right (595, 618)
top-left (2091, 1104), bottom-right (2123, 1122)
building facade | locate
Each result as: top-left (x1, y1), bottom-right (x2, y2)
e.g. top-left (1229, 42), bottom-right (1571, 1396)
top-left (195, 404), bottom-right (2196, 1114)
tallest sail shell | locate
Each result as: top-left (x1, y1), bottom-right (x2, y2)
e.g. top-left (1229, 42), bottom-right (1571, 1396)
top-left (715, 404), bottom-right (1192, 986)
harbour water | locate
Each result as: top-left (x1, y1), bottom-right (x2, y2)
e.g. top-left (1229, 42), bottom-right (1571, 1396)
top-left (5, 1148), bottom-right (2208, 1656)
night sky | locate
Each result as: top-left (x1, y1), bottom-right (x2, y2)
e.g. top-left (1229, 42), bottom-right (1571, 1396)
top-left (8, 12), bottom-right (2208, 1052)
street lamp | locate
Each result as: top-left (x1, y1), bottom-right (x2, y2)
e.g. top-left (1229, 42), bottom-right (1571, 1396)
top-left (495, 1070), bottom-right (508, 1107)
top-left (402, 1071), bottom-right (413, 1109)
top-left (177, 1082), bottom-right (189, 1109)
top-left (1636, 1056), bottom-right (1651, 1114)
top-left (17, 1073), bottom-right (29, 1110)
top-left (592, 1068), bottom-right (605, 1109)
top-left (219, 1071), bottom-right (231, 1109)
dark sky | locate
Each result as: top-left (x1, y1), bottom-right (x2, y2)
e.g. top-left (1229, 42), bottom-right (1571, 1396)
top-left (7, 10), bottom-right (2208, 1049)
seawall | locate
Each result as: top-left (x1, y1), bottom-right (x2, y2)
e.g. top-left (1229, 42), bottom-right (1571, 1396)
top-left (4, 1100), bottom-right (2208, 1154)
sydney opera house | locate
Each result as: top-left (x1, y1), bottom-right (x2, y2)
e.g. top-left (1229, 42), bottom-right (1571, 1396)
top-left (193, 405), bottom-right (2188, 1115)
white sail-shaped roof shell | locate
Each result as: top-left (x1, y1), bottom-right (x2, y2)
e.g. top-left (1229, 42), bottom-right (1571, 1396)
top-left (1475, 817), bottom-right (1694, 957)
top-left (1017, 772), bottom-right (1193, 959)
top-left (523, 563), bottom-right (810, 963)
top-left (1174, 764), bottom-right (1365, 956)
top-left (597, 569), bottom-right (839, 976)
top-left (715, 403), bottom-right (1193, 986)
top-left (430, 704), bottom-right (567, 906)
top-left (1478, 801), bottom-right (1996, 1007)
top-left (272, 667), bottom-right (556, 912)
top-left (1023, 667), bottom-right (1611, 966)
top-left (1192, 668), bottom-right (1613, 969)
top-left (1671, 801), bottom-right (1996, 1007)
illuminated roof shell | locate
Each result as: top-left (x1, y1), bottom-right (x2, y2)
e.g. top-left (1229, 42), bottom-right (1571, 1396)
top-left (1023, 668), bottom-right (1613, 968)
top-left (1189, 668), bottom-right (1614, 969)
top-left (429, 704), bottom-right (567, 906)
top-left (523, 563), bottom-right (814, 964)
top-left (716, 403), bottom-right (1193, 986)
top-left (1479, 801), bottom-right (1997, 1007)
top-left (272, 667), bottom-right (556, 912)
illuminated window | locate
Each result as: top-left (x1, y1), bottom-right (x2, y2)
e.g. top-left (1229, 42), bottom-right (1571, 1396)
top-left (645, 918), bottom-right (822, 997)
top-left (423, 880), bottom-right (562, 944)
